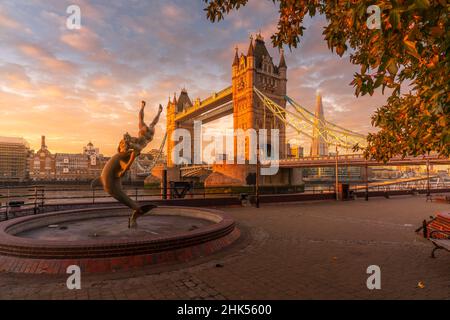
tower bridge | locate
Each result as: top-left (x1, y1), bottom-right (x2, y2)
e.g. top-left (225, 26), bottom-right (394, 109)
top-left (148, 34), bottom-right (450, 187)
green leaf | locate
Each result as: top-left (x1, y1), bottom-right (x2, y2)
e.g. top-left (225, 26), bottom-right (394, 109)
top-left (374, 75), bottom-right (384, 88)
top-left (415, 0), bottom-right (430, 9)
top-left (390, 10), bottom-right (400, 29)
top-left (403, 38), bottom-right (420, 59)
top-left (387, 60), bottom-right (398, 76)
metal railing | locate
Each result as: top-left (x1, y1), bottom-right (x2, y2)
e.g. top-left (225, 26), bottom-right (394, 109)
top-left (0, 184), bottom-right (304, 220)
top-left (1, 181), bottom-right (448, 221)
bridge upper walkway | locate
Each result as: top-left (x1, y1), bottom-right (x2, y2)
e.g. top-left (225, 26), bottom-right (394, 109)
top-left (277, 154), bottom-right (450, 168)
top-left (174, 86), bottom-right (232, 123)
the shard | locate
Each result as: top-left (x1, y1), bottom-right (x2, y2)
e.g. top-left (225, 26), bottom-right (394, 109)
top-left (310, 91), bottom-right (328, 156)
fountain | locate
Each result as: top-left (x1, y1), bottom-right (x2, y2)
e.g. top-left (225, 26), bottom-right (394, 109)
top-left (0, 206), bottom-right (239, 274)
top-left (0, 102), bottom-right (239, 274)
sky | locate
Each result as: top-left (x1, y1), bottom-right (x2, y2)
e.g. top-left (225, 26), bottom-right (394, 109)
top-left (0, 0), bottom-right (391, 156)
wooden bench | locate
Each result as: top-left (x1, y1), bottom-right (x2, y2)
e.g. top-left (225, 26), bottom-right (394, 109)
top-left (426, 212), bottom-right (450, 239)
top-left (430, 230), bottom-right (450, 258)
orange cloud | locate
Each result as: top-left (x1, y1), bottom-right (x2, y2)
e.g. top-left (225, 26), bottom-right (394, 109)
top-left (87, 73), bottom-right (116, 90)
top-left (0, 64), bottom-right (34, 91)
top-left (18, 43), bottom-right (77, 74)
top-left (61, 27), bottom-right (102, 53)
top-left (38, 85), bottom-right (66, 98)
top-left (0, 11), bottom-right (21, 29)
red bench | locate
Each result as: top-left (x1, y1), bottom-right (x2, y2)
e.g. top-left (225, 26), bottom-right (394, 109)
top-left (420, 212), bottom-right (450, 258)
top-left (426, 212), bottom-right (450, 239)
top-left (430, 230), bottom-right (450, 258)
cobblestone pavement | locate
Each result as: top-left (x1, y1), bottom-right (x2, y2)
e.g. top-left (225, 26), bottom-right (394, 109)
top-left (0, 196), bottom-right (449, 299)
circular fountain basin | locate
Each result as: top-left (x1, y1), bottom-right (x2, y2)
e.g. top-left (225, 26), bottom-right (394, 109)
top-left (0, 206), bottom-right (239, 274)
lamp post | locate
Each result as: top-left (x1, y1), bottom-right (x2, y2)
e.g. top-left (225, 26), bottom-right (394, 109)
top-left (335, 145), bottom-right (339, 201)
top-left (256, 145), bottom-right (260, 208)
top-left (365, 163), bottom-right (369, 201)
top-left (162, 165), bottom-right (168, 200)
top-left (426, 159), bottom-right (430, 197)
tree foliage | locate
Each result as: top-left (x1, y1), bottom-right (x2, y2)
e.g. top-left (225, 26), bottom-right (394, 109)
top-left (203, 0), bottom-right (449, 161)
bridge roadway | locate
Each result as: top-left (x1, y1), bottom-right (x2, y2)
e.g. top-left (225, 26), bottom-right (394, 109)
top-left (178, 154), bottom-right (450, 177)
top-left (352, 175), bottom-right (438, 191)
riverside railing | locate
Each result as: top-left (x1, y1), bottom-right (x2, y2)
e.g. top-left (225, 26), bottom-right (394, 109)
top-left (0, 183), bottom-right (310, 220)
top-left (1, 182), bottom-right (449, 221)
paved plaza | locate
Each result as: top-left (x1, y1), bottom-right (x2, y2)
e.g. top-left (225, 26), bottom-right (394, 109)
top-left (0, 195), bottom-right (449, 300)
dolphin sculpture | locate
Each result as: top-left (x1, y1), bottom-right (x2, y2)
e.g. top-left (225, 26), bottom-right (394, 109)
top-left (91, 101), bottom-right (163, 228)
top-left (91, 139), bottom-right (156, 228)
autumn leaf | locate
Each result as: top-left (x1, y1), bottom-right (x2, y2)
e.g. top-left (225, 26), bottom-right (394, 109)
top-left (403, 36), bottom-right (421, 60)
top-left (387, 59), bottom-right (398, 76)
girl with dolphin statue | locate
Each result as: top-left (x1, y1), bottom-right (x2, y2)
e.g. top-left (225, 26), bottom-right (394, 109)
top-left (91, 101), bottom-right (163, 228)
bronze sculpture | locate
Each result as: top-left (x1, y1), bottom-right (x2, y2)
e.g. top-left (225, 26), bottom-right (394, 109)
top-left (92, 101), bottom-right (163, 228)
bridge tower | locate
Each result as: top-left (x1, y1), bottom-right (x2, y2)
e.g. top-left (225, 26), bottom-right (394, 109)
top-left (166, 95), bottom-right (176, 168)
top-left (231, 34), bottom-right (287, 160)
top-left (166, 89), bottom-right (194, 168)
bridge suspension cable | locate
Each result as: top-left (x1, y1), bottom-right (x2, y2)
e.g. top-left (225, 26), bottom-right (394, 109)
top-left (253, 87), bottom-right (367, 150)
top-left (135, 132), bottom-right (167, 175)
top-left (285, 95), bottom-right (366, 144)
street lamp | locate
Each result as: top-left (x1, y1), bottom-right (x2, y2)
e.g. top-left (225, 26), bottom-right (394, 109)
top-left (256, 145), bottom-right (260, 208)
top-left (426, 159), bottom-right (430, 198)
top-left (365, 163), bottom-right (369, 201)
top-left (335, 144), bottom-right (339, 201)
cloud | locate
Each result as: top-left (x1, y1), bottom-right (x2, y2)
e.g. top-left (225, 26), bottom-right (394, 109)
top-left (18, 43), bottom-right (78, 74)
top-left (60, 27), bottom-right (104, 53)
top-left (0, 11), bottom-right (21, 29)
top-left (86, 73), bottom-right (117, 90)
top-left (0, 64), bottom-right (34, 91)
top-left (161, 4), bottom-right (184, 20)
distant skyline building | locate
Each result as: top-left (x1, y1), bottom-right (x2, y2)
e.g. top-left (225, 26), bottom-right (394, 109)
top-left (55, 153), bottom-right (89, 181)
top-left (28, 137), bottom-right (109, 182)
top-left (4, 134), bottom-right (161, 183)
top-left (0, 136), bottom-right (31, 182)
top-left (83, 141), bottom-right (100, 158)
top-left (29, 136), bottom-right (56, 181)
top-left (310, 91), bottom-right (328, 157)
top-left (54, 141), bottom-right (108, 181)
